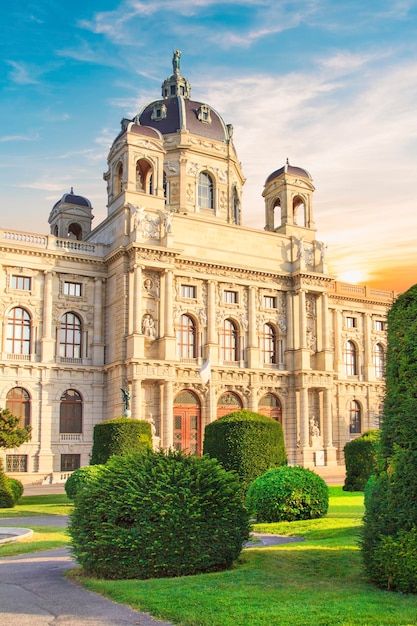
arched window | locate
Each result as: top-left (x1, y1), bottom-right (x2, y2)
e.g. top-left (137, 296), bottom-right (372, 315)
top-left (374, 343), bottom-right (385, 378)
top-left (6, 387), bottom-right (31, 428)
top-left (60, 313), bottom-right (82, 358)
top-left (273, 198), bottom-right (281, 229)
top-left (6, 307), bottom-right (31, 355)
top-left (67, 222), bottom-right (82, 240)
top-left (233, 187), bottom-right (240, 224)
top-left (198, 172), bottom-right (214, 209)
top-left (60, 389), bottom-right (82, 433)
top-left (349, 400), bottom-right (361, 434)
top-left (136, 159), bottom-right (153, 194)
top-left (262, 323), bottom-right (277, 364)
top-left (293, 196), bottom-right (306, 226)
top-left (344, 340), bottom-right (357, 376)
top-left (163, 171), bottom-right (170, 204)
top-left (217, 391), bottom-right (243, 418)
top-left (258, 393), bottom-right (282, 422)
top-left (116, 162), bottom-right (123, 194)
top-left (176, 314), bottom-right (196, 358)
top-left (221, 319), bottom-right (238, 361)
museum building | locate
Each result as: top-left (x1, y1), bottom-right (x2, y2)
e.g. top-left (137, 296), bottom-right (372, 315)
top-left (0, 54), bottom-right (393, 482)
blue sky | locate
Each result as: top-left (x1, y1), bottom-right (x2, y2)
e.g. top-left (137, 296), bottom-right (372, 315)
top-left (1, 0), bottom-right (417, 291)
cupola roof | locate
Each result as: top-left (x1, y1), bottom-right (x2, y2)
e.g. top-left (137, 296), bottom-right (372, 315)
top-left (52, 188), bottom-right (92, 209)
top-left (265, 159), bottom-right (312, 184)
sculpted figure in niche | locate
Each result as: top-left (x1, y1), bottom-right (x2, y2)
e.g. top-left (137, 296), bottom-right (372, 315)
top-left (309, 415), bottom-right (320, 438)
top-left (142, 314), bottom-right (156, 339)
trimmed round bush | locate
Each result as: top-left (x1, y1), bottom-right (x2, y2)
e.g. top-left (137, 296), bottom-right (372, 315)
top-left (65, 465), bottom-right (105, 500)
top-left (90, 417), bottom-right (152, 465)
top-left (203, 409), bottom-right (287, 492)
top-left (0, 468), bottom-right (14, 508)
top-left (343, 430), bottom-right (380, 492)
top-left (69, 449), bottom-right (251, 579)
top-left (247, 465), bottom-right (329, 522)
top-left (7, 477), bottom-right (24, 503)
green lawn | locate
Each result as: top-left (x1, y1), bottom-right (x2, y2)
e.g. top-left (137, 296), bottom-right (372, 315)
top-left (3, 488), bottom-right (417, 625)
top-left (0, 494), bottom-right (72, 518)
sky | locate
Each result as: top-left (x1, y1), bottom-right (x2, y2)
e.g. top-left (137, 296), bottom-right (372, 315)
top-left (1, 0), bottom-right (417, 293)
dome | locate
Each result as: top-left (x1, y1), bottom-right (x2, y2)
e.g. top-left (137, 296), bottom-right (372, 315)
top-left (53, 188), bottom-right (92, 209)
top-left (265, 161), bottom-right (312, 185)
top-left (137, 97), bottom-right (230, 142)
top-left (113, 51), bottom-right (231, 145)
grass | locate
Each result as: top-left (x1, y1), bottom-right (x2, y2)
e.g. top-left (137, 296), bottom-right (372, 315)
top-left (3, 488), bottom-right (417, 625)
top-left (0, 526), bottom-right (69, 557)
top-left (0, 494), bottom-right (72, 557)
top-left (0, 494), bottom-right (72, 518)
top-left (72, 486), bottom-right (417, 626)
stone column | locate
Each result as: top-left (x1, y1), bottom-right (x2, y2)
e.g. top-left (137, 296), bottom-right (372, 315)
top-left (321, 293), bottom-right (330, 351)
top-left (164, 270), bottom-right (174, 337)
top-left (363, 313), bottom-right (373, 380)
top-left (131, 377), bottom-right (142, 421)
top-left (298, 289), bottom-right (307, 349)
top-left (133, 265), bottom-right (143, 334)
top-left (92, 277), bottom-right (105, 365)
top-left (323, 388), bottom-right (333, 447)
top-left (299, 386), bottom-right (309, 448)
top-left (41, 271), bottom-right (54, 361)
top-left (162, 380), bottom-right (174, 448)
top-left (207, 280), bottom-right (216, 344)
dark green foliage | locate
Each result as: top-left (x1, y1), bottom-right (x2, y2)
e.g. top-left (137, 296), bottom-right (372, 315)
top-left (65, 464), bottom-right (105, 500)
top-left (246, 465), bottom-right (329, 522)
top-left (90, 417), bottom-right (152, 465)
top-left (203, 409), bottom-right (287, 492)
top-left (0, 408), bottom-right (31, 449)
top-left (0, 461), bottom-right (15, 508)
top-left (69, 449), bottom-right (250, 579)
top-left (362, 284), bottom-right (417, 593)
top-left (7, 477), bottom-right (24, 503)
top-left (343, 430), bottom-right (380, 491)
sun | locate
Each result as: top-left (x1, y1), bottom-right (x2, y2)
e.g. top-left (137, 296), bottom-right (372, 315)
top-left (337, 269), bottom-right (367, 285)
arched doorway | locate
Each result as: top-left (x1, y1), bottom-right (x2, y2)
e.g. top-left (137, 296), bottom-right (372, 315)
top-left (258, 393), bottom-right (282, 423)
top-left (217, 391), bottom-right (243, 418)
top-left (173, 390), bottom-right (201, 454)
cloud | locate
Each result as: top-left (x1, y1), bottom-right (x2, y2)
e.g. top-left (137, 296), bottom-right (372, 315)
top-left (0, 134), bottom-right (38, 143)
top-left (6, 61), bottom-right (40, 85)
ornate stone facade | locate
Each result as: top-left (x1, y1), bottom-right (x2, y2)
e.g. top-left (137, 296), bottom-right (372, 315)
top-left (0, 56), bottom-right (393, 481)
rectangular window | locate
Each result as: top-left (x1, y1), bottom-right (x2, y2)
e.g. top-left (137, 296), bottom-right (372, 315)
top-left (375, 320), bottom-right (386, 331)
top-left (6, 454), bottom-right (28, 472)
top-left (64, 281), bottom-right (82, 297)
top-left (346, 316), bottom-right (357, 328)
top-left (180, 284), bottom-right (196, 299)
top-left (60, 454), bottom-right (81, 472)
top-left (11, 275), bottom-right (31, 290)
top-left (264, 296), bottom-right (277, 309)
top-left (224, 290), bottom-right (238, 304)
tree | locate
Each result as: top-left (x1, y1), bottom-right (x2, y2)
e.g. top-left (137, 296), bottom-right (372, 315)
top-left (362, 284), bottom-right (417, 593)
top-left (0, 408), bottom-right (32, 449)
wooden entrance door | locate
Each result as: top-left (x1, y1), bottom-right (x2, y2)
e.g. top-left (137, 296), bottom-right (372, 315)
top-left (173, 391), bottom-right (201, 454)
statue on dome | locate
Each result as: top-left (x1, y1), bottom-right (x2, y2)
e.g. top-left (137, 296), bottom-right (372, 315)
top-left (173, 49), bottom-right (181, 73)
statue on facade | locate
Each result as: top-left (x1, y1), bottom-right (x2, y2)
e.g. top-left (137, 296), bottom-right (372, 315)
top-left (173, 49), bottom-right (181, 73)
top-left (121, 388), bottom-right (131, 413)
top-left (142, 314), bottom-right (156, 339)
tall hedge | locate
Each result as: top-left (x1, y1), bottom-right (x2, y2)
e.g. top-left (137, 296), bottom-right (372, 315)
top-left (90, 417), bottom-right (152, 465)
top-left (343, 430), bottom-right (380, 492)
top-left (203, 409), bottom-right (287, 492)
top-left (362, 284), bottom-right (417, 592)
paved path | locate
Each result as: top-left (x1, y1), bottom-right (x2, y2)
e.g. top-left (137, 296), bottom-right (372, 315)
top-left (0, 547), bottom-right (173, 626)
top-left (0, 503), bottom-right (303, 625)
